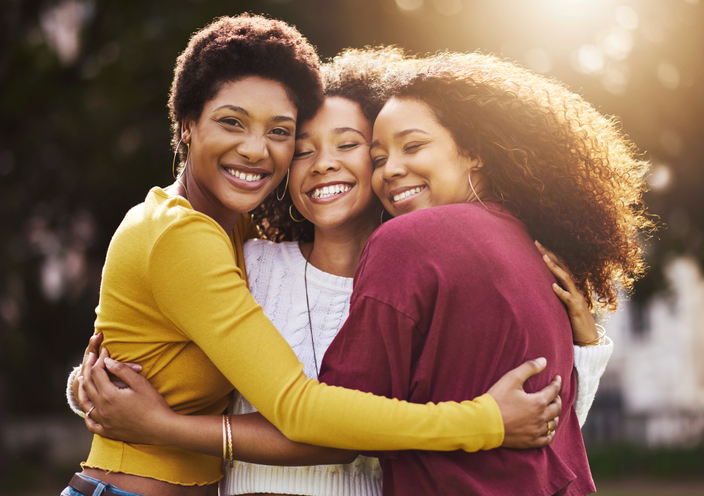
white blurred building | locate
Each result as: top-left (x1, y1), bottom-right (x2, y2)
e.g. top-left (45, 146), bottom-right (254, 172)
top-left (585, 256), bottom-right (704, 447)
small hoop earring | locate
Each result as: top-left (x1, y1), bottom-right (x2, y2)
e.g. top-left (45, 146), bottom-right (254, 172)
top-left (289, 204), bottom-right (305, 222)
top-left (277, 170), bottom-right (289, 201)
top-left (380, 209), bottom-right (387, 225)
top-left (468, 171), bottom-right (489, 210)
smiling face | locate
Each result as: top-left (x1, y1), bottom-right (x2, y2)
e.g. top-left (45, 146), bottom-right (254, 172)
top-left (370, 97), bottom-right (482, 217)
top-left (181, 76), bottom-right (297, 228)
top-left (289, 96), bottom-right (380, 233)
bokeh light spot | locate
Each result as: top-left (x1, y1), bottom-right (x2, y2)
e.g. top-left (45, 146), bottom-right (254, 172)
top-left (603, 28), bottom-right (634, 60)
top-left (658, 61), bottom-right (681, 89)
top-left (647, 163), bottom-right (672, 191)
top-left (573, 45), bottom-right (604, 74)
top-left (615, 5), bottom-right (639, 30)
top-left (396, 0), bottom-right (424, 12)
top-left (602, 66), bottom-right (629, 94)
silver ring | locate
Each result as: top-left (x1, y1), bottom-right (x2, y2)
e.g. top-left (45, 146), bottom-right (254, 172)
top-left (86, 406), bottom-right (96, 420)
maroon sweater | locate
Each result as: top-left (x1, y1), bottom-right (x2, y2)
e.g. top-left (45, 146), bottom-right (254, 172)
top-left (320, 202), bottom-right (594, 496)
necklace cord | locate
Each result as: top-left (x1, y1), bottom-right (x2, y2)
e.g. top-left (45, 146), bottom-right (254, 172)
top-left (303, 248), bottom-right (319, 378)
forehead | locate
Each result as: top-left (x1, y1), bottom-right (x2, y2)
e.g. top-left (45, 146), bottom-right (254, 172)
top-left (206, 76), bottom-right (297, 117)
top-left (298, 96), bottom-right (369, 136)
top-left (374, 98), bottom-right (439, 134)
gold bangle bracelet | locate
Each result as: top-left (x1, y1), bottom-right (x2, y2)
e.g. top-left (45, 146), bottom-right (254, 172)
top-left (222, 415), bottom-right (227, 461)
top-left (574, 323), bottom-right (606, 346)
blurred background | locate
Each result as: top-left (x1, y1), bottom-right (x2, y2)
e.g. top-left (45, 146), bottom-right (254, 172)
top-left (1, 0), bottom-right (703, 494)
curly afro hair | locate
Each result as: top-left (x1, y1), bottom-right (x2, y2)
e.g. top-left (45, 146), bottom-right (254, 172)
top-left (379, 51), bottom-right (655, 311)
top-left (252, 47), bottom-right (404, 243)
top-left (168, 14), bottom-right (322, 170)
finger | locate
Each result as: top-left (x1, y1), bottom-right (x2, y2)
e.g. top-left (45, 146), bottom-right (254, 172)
top-left (544, 394), bottom-right (563, 421)
top-left (77, 376), bottom-right (94, 414)
top-left (535, 240), bottom-right (570, 274)
top-left (81, 352), bottom-right (100, 406)
top-left (551, 282), bottom-right (575, 306)
top-left (123, 362), bottom-right (143, 373)
top-left (507, 357), bottom-right (547, 386)
top-left (535, 375), bottom-right (562, 405)
top-left (542, 254), bottom-right (578, 294)
top-left (86, 332), bottom-right (104, 358)
top-left (90, 348), bottom-right (118, 398)
top-left (104, 357), bottom-right (146, 390)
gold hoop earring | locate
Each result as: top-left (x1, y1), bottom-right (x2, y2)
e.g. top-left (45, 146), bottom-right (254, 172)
top-left (289, 204), bottom-right (305, 222)
top-left (380, 209), bottom-right (387, 225)
top-left (277, 170), bottom-right (289, 201)
top-left (172, 137), bottom-right (184, 180)
top-left (468, 171), bottom-right (489, 210)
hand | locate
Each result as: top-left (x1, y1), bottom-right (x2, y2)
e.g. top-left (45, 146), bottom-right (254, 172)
top-left (81, 348), bottom-right (175, 446)
top-left (487, 357), bottom-right (562, 449)
top-left (535, 240), bottom-right (599, 344)
top-left (74, 332), bottom-right (142, 418)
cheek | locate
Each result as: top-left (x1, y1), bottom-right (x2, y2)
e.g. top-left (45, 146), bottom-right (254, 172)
top-left (271, 142), bottom-right (295, 172)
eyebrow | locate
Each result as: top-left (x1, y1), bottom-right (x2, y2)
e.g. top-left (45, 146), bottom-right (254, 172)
top-left (214, 105), bottom-right (296, 124)
top-left (370, 128), bottom-right (429, 150)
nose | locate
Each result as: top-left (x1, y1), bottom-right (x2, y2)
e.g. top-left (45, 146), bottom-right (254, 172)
top-left (310, 147), bottom-right (341, 175)
top-left (237, 133), bottom-right (269, 163)
top-left (378, 153), bottom-right (406, 182)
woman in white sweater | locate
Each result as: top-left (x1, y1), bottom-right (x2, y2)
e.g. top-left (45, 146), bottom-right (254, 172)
top-left (69, 49), bottom-right (612, 496)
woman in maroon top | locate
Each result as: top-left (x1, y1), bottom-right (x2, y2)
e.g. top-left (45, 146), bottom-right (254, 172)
top-left (319, 52), bottom-right (653, 495)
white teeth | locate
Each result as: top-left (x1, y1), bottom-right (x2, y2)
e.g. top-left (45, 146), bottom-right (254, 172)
top-left (225, 168), bottom-right (264, 182)
top-left (393, 187), bottom-right (423, 203)
top-left (310, 184), bottom-right (352, 199)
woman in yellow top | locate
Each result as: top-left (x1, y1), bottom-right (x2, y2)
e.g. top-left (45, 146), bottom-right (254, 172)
top-left (64, 15), bottom-right (562, 496)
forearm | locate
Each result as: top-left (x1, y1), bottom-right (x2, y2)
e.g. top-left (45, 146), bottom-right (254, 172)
top-left (158, 411), bottom-right (358, 466)
top-left (66, 365), bottom-right (85, 417)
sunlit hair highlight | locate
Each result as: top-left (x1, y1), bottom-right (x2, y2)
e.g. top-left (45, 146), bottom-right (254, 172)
top-left (381, 51), bottom-right (655, 310)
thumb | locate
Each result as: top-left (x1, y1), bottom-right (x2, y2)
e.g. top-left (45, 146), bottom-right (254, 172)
top-left (104, 357), bottom-right (146, 389)
top-left (509, 357), bottom-right (547, 387)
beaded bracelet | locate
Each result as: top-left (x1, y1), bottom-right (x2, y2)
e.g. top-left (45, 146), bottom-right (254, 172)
top-left (574, 323), bottom-right (606, 346)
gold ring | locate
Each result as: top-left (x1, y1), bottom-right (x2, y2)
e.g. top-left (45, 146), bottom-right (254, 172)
top-left (546, 421), bottom-right (553, 436)
top-left (86, 406), bottom-right (96, 420)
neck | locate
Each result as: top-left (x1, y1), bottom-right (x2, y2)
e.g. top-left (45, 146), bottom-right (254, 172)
top-left (301, 217), bottom-right (379, 278)
top-left (176, 175), bottom-right (241, 234)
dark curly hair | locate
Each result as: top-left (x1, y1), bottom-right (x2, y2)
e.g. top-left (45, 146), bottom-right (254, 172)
top-left (252, 47), bottom-right (404, 242)
top-left (379, 51), bottom-right (655, 311)
top-left (168, 14), bottom-right (323, 171)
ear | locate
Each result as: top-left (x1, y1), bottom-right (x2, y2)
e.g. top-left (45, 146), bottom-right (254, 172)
top-left (469, 155), bottom-right (484, 171)
top-left (180, 119), bottom-right (194, 144)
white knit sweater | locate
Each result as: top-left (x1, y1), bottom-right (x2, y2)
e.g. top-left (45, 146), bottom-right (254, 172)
top-left (221, 239), bottom-right (383, 496)
top-left (220, 239), bottom-right (613, 496)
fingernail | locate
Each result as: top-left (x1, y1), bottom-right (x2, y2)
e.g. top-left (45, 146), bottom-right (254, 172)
top-left (543, 254), bottom-right (551, 262)
top-left (536, 357), bottom-right (546, 366)
top-left (131, 365), bottom-right (142, 372)
top-left (105, 358), bottom-right (115, 367)
top-left (535, 240), bottom-right (543, 248)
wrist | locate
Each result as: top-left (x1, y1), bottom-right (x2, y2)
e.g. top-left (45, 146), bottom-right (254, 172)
top-left (574, 323), bottom-right (606, 346)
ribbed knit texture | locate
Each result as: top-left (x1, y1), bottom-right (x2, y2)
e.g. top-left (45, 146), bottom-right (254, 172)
top-left (573, 336), bottom-right (614, 427)
top-left (221, 239), bottom-right (382, 496)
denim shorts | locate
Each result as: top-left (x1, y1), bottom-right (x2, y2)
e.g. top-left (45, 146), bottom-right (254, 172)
top-left (61, 473), bottom-right (145, 496)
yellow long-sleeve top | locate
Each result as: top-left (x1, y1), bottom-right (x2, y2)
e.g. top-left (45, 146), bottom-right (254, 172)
top-left (83, 187), bottom-right (503, 486)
